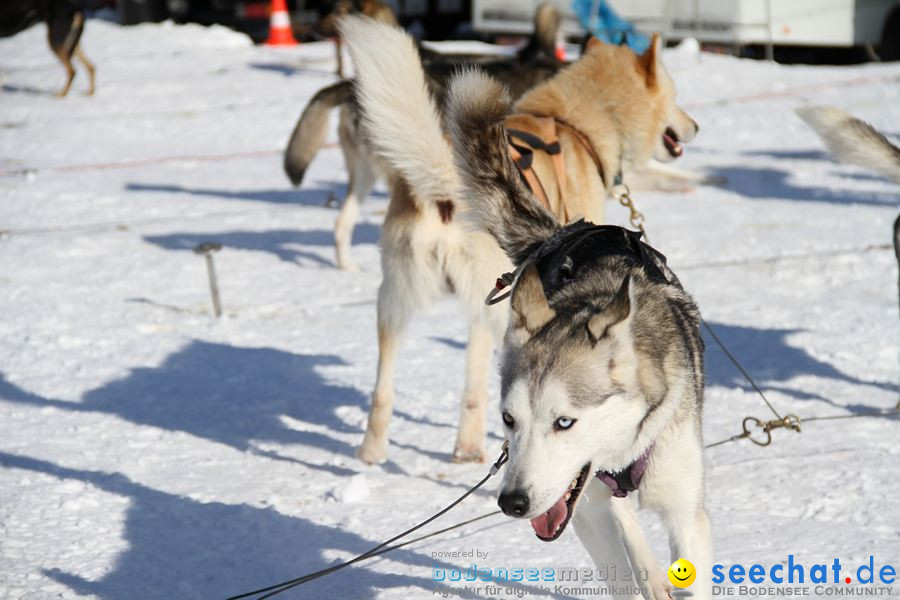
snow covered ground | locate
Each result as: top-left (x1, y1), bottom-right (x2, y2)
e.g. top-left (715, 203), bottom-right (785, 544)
top-left (1, 17), bottom-right (898, 600)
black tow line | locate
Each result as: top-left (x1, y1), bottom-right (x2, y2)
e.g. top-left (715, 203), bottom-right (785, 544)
top-left (225, 443), bottom-right (509, 600)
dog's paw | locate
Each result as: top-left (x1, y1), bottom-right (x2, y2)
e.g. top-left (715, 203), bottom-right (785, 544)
top-left (641, 572), bottom-right (673, 600)
top-left (338, 260), bottom-right (360, 272)
top-left (357, 436), bottom-right (388, 465)
top-left (700, 173), bottom-right (728, 186)
top-left (451, 445), bottom-right (487, 463)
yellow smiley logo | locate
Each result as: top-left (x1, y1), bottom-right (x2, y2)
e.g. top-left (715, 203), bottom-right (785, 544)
top-left (668, 558), bottom-right (696, 588)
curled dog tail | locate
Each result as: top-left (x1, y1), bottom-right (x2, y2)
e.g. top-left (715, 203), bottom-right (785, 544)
top-left (339, 15), bottom-right (458, 211)
top-left (796, 105), bottom-right (900, 184)
top-left (283, 80), bottom-right (353, 186)
top-left (446, 70), bottom-right (559, 266)
top-left (517, 2), bottom-right (563, 63)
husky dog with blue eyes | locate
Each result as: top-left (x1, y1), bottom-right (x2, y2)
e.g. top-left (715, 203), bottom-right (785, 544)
top-left (444, 70), bottom-right (712, 600)
top-left (342, 13), bottom-right (711, 598)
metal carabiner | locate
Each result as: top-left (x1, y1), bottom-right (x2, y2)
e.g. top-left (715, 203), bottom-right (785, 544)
top-left (490, 440), bottom-right (510, 475)
top-left (742, 416), bottom-right (773, 447)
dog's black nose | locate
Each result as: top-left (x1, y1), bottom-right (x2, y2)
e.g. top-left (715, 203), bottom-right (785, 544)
top-left (498, 491), bottom-right (529, 517)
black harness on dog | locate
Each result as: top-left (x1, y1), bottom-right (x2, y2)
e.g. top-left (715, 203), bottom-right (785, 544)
top-left (485, 222), bottom-right (670, 306)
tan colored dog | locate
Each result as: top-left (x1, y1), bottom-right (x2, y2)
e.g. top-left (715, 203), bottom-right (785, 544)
top-left (341, 16), bottom-right (698, 464)
top-left (498, 34), bottom-right (698, 225)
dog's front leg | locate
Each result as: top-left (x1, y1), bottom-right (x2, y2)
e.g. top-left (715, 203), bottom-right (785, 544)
top-left (649, 438), bottom-right (712, 600)
top-left (358, 291), bottom-right (405, 464)
top-left (452, 319), bottom-right (493, 462)
top-left (663, 505), bottom-right (712, 600)
top-left (609, 497), bottom-right (672, 600)
top-left (334, 135), bottom-right (377, 271)
top-left (74, 45), bottom-right (95, 96)
top-left (572, 480), bottom-right (645, 600)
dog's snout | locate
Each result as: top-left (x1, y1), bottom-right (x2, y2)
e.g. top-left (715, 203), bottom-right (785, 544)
top-left (691, 118), bottom-right (699, 134)
top-left (498, 491), bottom-right (529, 517)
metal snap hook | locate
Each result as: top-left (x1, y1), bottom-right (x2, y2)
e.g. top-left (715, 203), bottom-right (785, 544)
top-left (742, 416), bottom-right (772, 447)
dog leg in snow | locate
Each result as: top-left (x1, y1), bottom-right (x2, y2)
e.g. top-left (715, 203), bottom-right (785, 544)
top-left (609, 498), bottom-right (672, 600)
top-left (651, 456), bottom-right (712, 600)
top-left (53, 47), bottom-right (77, 98)
top-left (663, 506), bottom-right (712, 600)
top-left (572, 480), bottom-right (645, 600)
top-left (74, 45), bottom-right (95, 96)
top-left (894, 214), bottom-right (899, 408)
top-left (452, 319), bottom-right (494, 462)
top-left (642, 424), bottom-right (712, 599)
top-left (359, 319), bottom-right (400, 464)
top-left (334, 121), bottom-right (378, 271)
top-left (359, 258), bottom-right (415, 463)
top-left (359, 202), bottom-right (442, 463)
top-left (626, 160), bottom-right (726, 193)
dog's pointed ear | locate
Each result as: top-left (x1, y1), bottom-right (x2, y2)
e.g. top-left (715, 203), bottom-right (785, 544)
top-left (512, 264), bottom-right (556, 334)
top-left (637, 33), bottom-right (661, 86)
top-left (584, 35), bottom-right (604, 52)
top-left (588, 275), bottom-right (633, 342)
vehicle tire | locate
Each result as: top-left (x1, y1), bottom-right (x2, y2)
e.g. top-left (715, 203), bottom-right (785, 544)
top-left (880, 6), bottom-right (900, 61)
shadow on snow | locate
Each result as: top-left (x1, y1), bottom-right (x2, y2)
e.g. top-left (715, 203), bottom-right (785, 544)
top-left (707, 165), bottom-right (897, 207)
top-left (143, 225), bottom-right (380, 268)
top-left (126, 182), bottom-right (331, 207)
top-left (0, 341), bottom-right (439, 475)
top-left (125, 182), bottom-right (388, 207)
top-left (703, 321), bottom-right (897, 410)
top-left (0, 452), bottom-right (494, 600)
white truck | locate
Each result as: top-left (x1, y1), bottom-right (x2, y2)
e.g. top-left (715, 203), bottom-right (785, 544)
top-left (472, 0), bottom-right (900, 60)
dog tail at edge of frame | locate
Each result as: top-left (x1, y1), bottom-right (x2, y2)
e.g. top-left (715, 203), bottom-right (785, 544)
top-left (339, 15), bottom-right (459, 213)
top-left (796, 105), bottom-right (900, 184)
top-left (284, 79), bottom-right (353, 186)
top-left (445, 70), bottom-right (559, 266)
top-left (516, 2), bottom-right (563, 63)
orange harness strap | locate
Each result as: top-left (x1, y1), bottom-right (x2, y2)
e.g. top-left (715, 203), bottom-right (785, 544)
top-left (507, 116), bottom-right (571, 222)
top-left (507, 142), bottom-right (551, 209)
top-left (554, 118), bottom-right (605, 183)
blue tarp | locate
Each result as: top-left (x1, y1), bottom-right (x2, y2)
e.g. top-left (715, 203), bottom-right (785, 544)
top-left (572, 0), bottom-right (650, 53)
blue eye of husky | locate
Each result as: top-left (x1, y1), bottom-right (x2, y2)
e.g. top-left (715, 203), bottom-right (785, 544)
top-left (502, 411), bottom-right (515, 427)
top-left (555, 416), bottom-right (576, 431)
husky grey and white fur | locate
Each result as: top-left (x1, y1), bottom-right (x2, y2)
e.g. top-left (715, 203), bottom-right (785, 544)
top-left (444, 70), bottom-right (712, 600)
top-left (796, 105), bottom-right (900, 184)
top-left (341, 14), bottom-right (702, 467)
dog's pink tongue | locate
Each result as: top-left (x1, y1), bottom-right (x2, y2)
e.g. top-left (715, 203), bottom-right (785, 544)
top-left (530, 496), bottom-right (567, 539)
top-left (664, 133), bottom-right (683, 157)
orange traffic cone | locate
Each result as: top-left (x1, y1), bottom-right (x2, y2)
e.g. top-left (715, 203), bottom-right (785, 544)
top-left (265, 0), bottom-right (297, 46)
top-left (555, 31), bottom-right (566, 62)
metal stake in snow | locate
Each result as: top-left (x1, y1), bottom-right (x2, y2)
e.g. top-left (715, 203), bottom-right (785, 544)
top-left (193, 242), bottom-right (223, 318)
